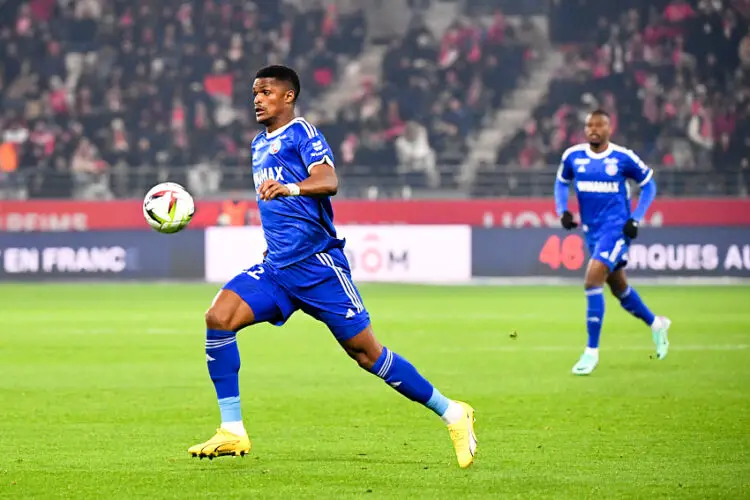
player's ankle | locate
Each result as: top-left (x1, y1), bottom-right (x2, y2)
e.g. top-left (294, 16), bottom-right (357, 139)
top-left (221, 421), bottom-right (247, 437)
top-left (584, 347), bottom-right (599, 358)
top-left (440, 401), bottom-right (465, 425)
top-left (650, 316), bottom-right (663, 331)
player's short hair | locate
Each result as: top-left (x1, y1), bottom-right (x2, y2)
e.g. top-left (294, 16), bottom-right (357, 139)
top-left (589, 109), bottom-right (610, 120)
top-left (255, 65), bottom-right (301, 103)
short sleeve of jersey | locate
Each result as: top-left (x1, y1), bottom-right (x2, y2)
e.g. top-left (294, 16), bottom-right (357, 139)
top-left (621, 149), bottom-right (653, 186)
top-left (297, 125), bottom-right (335, 173)
top-left (556, 154), bottom-right (574, 184)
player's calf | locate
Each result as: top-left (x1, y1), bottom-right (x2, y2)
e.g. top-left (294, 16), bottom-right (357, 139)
top-left (201, 290), bottom-right (256, 440)
top-left (583, 259), bottom-right (608, 351)
top-left (369, 345), bottom-right (477, 468)
top-left (340, 326), bottom-right (477, 467)
top-left (615, 285), bottom-right (655, 325)
top-left (572, 284), bottom-right (604, 375)
top-left (342, 327), bottom-right (443, 410)
top-left (572, 259), bottom-right (610, 375)
top-left (614, 286), bottom-right (670, 359)
top-left (341, 328), bottom-right (383, 371)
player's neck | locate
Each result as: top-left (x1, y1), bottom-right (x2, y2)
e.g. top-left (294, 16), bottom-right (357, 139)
top-left (588, 141), bottom-right (609, 154)
top-left (265, 112), bottom-right (296, 135)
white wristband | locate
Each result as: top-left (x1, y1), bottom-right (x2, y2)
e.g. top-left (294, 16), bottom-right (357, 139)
top-left (285, 183), bottom-right (300, 196)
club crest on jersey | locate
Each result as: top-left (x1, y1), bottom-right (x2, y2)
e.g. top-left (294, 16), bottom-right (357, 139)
top-left (605, 163), bottom-right (619, 176)
top-left (269, 138), bottom-right (282, 155)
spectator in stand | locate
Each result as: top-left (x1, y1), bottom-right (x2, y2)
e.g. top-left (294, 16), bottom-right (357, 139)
top-left (329, 5), bottom-right (532, 190)
top-left (394, 121), bottom-right (440, 188)
top-left (0, 0), bottom-right (366, 199)
top-left (504, 0), bottom-right (750, 182)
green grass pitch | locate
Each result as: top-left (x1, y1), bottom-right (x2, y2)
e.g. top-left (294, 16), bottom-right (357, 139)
top-left (0, 283), bottom-right (748, 499)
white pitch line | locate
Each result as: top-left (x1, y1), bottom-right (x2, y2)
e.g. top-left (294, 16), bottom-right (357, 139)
top-left (12, 327), bottom-right (749, 353)
top-left (10, 327), bottom-right (186, 335)
top-left (437, 344), bottom-right (750, 352)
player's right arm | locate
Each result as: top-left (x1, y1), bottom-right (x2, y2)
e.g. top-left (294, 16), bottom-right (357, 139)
top-left (555, 149), bottom-right (578, 229)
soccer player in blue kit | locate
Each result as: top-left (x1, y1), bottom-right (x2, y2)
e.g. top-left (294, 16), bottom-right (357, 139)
top-left (188, 66), bottom-right (477, 468)
top-left (554, 110), bottom-right (671, 375)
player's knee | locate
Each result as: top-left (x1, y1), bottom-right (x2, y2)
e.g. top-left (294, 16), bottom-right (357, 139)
top-left (351, 350), bottom-right (376, 370)
top-left (343, 344), bottom-right (380, 371)
top-left (584, 279), bottom-right (601, 290)
top-left (584, 273), bottom-right (606, 289)
top-left (205, 306), bottom-right (235, 331)
top-left (339, 325), bottom-right (381, 370)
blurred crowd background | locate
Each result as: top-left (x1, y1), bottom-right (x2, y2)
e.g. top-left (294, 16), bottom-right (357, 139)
top-left (1, 0), bottom-right (748, 200)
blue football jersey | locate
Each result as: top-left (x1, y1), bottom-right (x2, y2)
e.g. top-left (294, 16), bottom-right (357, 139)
top-left (251, 117), bottom-right (343, 268)
top-left (556, 143), bottom-right (653, 239)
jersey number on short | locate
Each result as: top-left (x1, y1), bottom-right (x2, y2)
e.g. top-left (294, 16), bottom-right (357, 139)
top-left (246, 265), bottom-right (265, 280)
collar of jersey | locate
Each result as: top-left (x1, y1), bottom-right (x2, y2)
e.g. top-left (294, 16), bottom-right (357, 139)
top-left (265, 117), bottom-right (305, 139)
top-left (585, 144), bottom-right (613, 159)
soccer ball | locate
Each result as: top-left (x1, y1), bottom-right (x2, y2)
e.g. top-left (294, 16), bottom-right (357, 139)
top-left (142, 182), bottom-right (195, 234)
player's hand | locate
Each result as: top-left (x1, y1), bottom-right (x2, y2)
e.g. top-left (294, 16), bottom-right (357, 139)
top-left (623, 218), bottom-right (639, 239)
top-left (259, 180), bottom-right (290, 201)
top-left (560, 210), bottom-right (578, 230)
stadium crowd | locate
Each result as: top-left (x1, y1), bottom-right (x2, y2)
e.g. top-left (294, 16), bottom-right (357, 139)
top-left (503, 0), bottom-right (750, 192)
top-left (0, 0), bottom-right (746, 199)
top-left (0, 0), bottom-right (365, 198)
top-left (309, 9), bottom-right (535, 190)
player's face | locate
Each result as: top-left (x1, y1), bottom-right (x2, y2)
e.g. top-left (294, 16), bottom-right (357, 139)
top-left (252, 78), bottom-right (294, 125)
top-left (584, 114), bottom-right (610, 147)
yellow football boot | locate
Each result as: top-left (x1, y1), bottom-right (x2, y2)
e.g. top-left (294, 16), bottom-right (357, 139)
top-left (447, 402), bottom-right (477, 468)
top-left (188, 428), bottom-right (251, 459)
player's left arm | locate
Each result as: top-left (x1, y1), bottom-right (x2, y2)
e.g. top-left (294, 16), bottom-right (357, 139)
top-left (259, 133), bottom-right (338, 200)
top-left (297, 162), bottom-right (338, 196)
top-left (622, 149), bottom-right (658, 238)
top-left (555, 152), bottom-right (577, 230)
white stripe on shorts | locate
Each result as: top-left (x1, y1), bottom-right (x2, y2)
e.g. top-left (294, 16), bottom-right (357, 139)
top-left (316, 253), bottom-right (364, 312)
top-left (609, 238), bottom-right (625, 263)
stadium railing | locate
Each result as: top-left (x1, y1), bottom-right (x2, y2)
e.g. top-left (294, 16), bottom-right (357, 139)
top-left (2, 165), bottom-right (747, 200)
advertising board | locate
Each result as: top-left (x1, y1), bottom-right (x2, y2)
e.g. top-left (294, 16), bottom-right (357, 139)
top-left (204, 225), bottom-right (472, 283)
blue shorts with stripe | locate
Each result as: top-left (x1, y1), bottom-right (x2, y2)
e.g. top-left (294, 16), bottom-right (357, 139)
top-left (222, 247), bottom-right (370, 341)
top-left (587, 231), bottom-right (631, 272)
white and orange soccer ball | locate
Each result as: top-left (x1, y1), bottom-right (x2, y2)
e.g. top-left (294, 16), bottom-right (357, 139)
top-left (142, 182), bottom-right (195, 234)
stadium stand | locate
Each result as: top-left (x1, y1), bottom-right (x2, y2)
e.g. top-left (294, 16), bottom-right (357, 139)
top-left (321, 6), bottom-right (534, 195)
top-left (0, 0), bottom-right (365, 199)
top-left (0, 0), bottom-right (747, 200)
top-left (489, 0), bottom-right (750, 196)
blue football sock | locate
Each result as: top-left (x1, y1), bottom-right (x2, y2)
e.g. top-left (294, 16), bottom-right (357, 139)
top-left (617, 286), bottom-right (656, 326)
top-left (370, 347), bottom-right (450, 417)
top-left (585, 287), bottom-right (605, 349)
top-left (206, 329), bottom-right (242, 422)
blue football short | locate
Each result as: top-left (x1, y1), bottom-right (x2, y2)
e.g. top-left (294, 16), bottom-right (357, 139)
top-left (221, 247), bottom-right (371, 341)
top-left (587, 232), bottom-right (630, 272)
